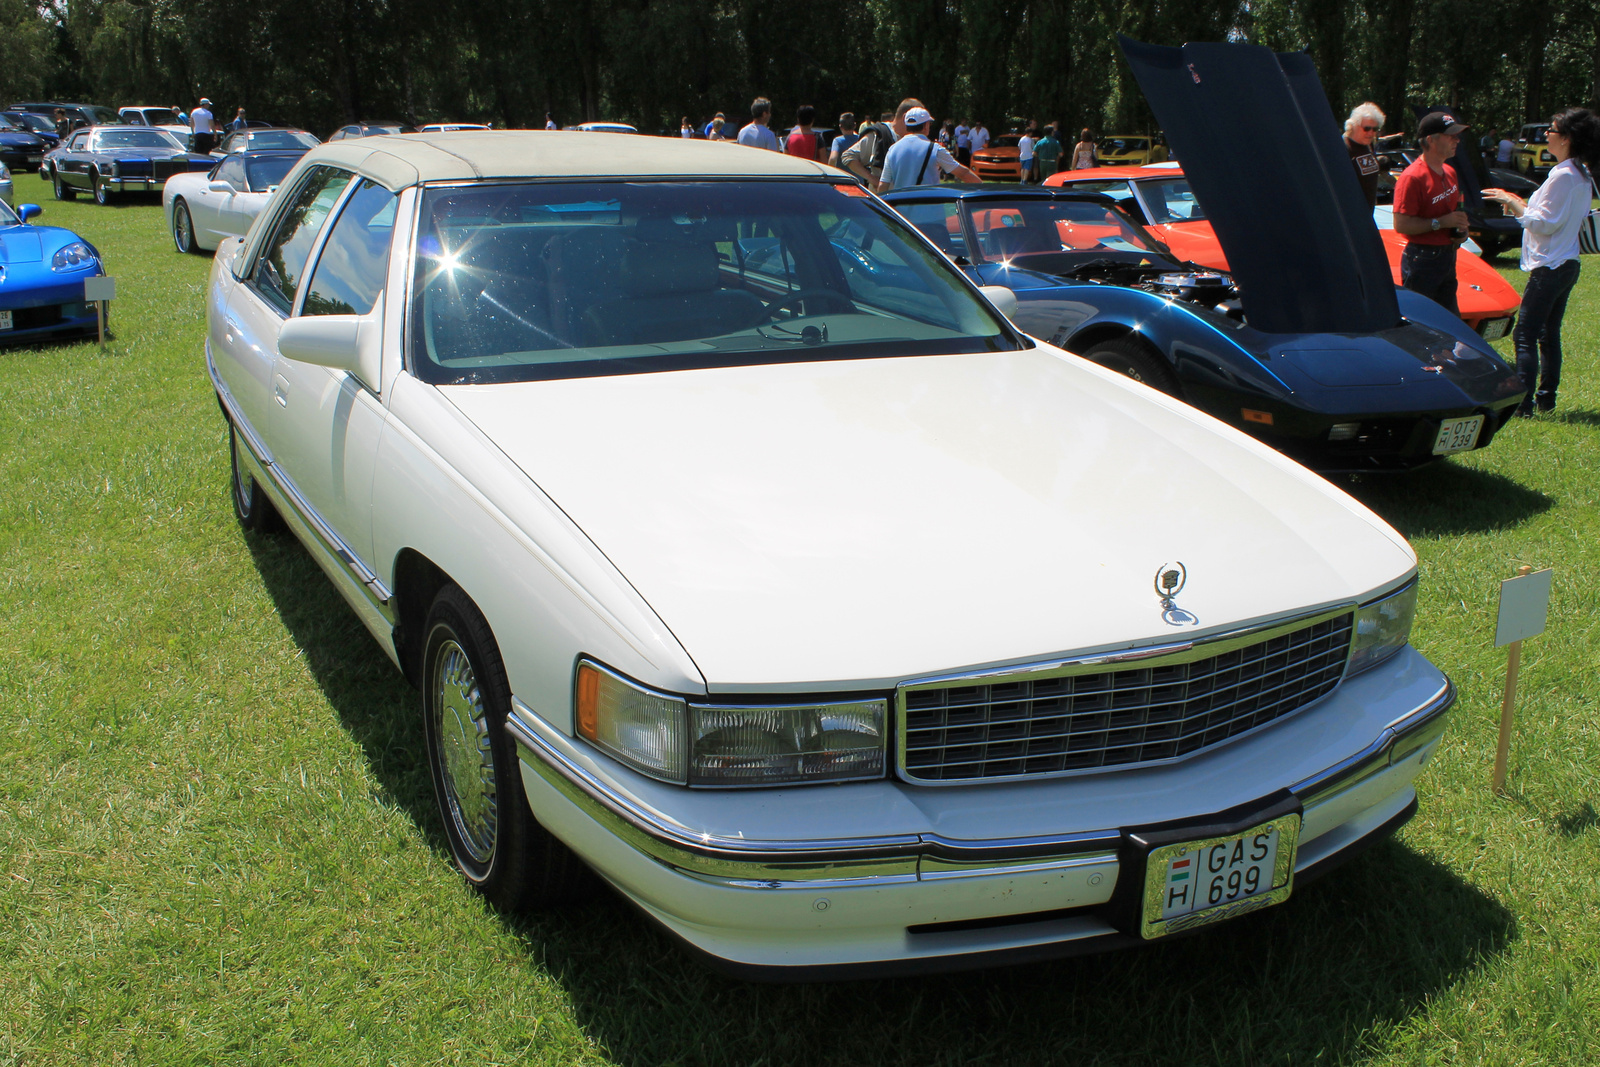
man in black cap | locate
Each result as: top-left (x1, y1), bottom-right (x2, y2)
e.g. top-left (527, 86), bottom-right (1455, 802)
top-left (1391, 110), bottom-right (1470, 313)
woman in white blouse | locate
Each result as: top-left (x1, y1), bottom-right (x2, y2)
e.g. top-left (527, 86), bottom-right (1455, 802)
top-left (1485, 108), bottom-right (1600, 416)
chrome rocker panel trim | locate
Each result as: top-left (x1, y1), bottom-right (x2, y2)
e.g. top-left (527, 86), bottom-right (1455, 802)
top-left (208, 345), bottom-right (395, 623)
top-left (506, 678), bottom-right (1454, 889)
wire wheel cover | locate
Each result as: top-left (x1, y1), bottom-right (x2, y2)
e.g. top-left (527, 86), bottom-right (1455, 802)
top-left (432, 639), bottom-right (498, 864)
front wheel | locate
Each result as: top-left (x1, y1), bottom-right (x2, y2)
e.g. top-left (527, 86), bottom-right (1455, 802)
top-left (173, 200), bottom-right (198, 254)
top-left (228, 421), bottom-right (282, 532)
top-left (422, 585), bottom-right (586, 911)
top-left (53, 172), bottom-right (75, 201)
top-left (1083, 336), bottom-right (1182, 396)
top-left (92, 172), bottom-right (114, 206)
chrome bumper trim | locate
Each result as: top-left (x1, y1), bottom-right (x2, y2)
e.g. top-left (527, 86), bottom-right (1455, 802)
top-left (509, 676), bottom-right (1454, 889)
top-left (207, 348), bottom-right (394, 620)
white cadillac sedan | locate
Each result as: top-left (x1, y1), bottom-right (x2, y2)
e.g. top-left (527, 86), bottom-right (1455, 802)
top-left (206, 132), bottom-right (1452, 979)
top-left (165, 149), bottom-right (305, 253)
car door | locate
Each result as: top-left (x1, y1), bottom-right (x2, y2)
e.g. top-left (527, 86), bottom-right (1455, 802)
top-left (61, 131), bottom-right (91, 189)
top-left (267, 177), bottom-right (400, 570)
top-left (195, 155), bottom-right (245, 245)
top-left (221, 165), bottom-right (354, 455)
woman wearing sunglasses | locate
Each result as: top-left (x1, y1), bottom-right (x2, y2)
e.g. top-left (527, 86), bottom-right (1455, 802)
top-left (1344, 102), bottom-right (1386, 207)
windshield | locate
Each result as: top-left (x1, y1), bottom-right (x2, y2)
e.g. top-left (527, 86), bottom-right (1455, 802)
top-left (94, 128), bottom-right (183, 150)
top-left (4, 113), bottom-right (55, 134)
top-left (88, 107), bottom-right (121, 125)
top-left (0, 200), bottom-right (16, 225)
top-left (231, 129), bottom-right (320, 152)
top-left (1133, 178), bottom-right (1207, 223)
top-left (1102, 138), bottom-right (1150, 154)
top-left (140, 109), bottom-right (182, 125)
top-left (934, 197), bottom-right (1160, 264)
top-left (245, 156), bottom-right (300, 191)
top-left (411, 180), bottom-right (1020, 385)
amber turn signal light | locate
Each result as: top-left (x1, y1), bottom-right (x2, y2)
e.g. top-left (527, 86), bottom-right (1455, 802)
top-left (1241, 409), bottom-right (1274, 425)
top-left (575, 662), bottom-right (600, 740)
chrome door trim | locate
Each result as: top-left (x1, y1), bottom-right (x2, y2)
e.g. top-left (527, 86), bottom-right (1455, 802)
top-left (209, 347), bottom-right (394, 621)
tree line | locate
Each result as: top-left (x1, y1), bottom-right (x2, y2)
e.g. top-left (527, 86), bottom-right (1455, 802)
top-left (3, 0), bottom-right (1598, 141)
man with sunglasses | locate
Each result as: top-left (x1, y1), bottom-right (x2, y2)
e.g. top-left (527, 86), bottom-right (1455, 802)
top-left (1343, 102), bottom-right (1386, 207)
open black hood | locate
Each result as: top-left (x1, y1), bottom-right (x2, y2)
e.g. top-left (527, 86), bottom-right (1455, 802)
top-left (1119, 37), bottom-right (1400, 334)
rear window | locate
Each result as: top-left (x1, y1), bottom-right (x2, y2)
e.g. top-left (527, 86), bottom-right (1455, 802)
top-left (410, 180), bottom-right (1020, 384)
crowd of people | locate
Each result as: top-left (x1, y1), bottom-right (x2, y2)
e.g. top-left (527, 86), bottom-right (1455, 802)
top-left (1342, 99), bottom-right (1599, 418)
top-left (677, 97), bottom-right (1113, 189)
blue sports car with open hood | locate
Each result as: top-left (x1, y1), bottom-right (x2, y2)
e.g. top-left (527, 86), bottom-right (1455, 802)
top-left (886, 40), bottom-right (1525, 473)
top-left (0, 198), bottom-right (106, 345)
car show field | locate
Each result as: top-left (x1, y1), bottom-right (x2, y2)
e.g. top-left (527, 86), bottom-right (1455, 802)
top-left (2, 195), bottom-right (1598, 1063)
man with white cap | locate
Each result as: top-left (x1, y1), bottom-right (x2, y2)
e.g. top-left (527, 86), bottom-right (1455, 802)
top-left (1392, 110), bottom-right (1471, 312)
top-left (876, 106), bottom-right (980, 192)
top-left (191, 97), bottom-right (218, 154)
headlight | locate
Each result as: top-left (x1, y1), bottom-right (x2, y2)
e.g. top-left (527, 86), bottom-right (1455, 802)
top-left (1347, 580), bottom-right (1417, 675)
top-left (1, 162), bottom-right (10, 180)
top-left (109, 161), bottom-right (119, 177)
top-left (52, 242), bottom-right (96, 271)
top-left (575, 659), bottom-right (887, 786)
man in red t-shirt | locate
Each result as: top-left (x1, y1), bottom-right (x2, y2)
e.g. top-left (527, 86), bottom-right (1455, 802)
top-left (1392, 111), bottom-right (1471, 314)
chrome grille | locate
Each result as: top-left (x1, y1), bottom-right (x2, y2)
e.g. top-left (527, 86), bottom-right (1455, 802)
top-left (898, 611), bottom-right (1353, 783)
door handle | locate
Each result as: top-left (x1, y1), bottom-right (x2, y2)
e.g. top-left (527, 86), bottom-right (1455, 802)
top-left (224, 317), bottom-right (241, 344)
top-left (273, 374), bottom-right (289, 407)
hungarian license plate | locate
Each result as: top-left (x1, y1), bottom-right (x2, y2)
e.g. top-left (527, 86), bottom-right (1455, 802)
top-left (1140, 815), bottom-right (1300, 939)
top-left (1433, 415), bottom-right (1484, 455)
top-left (1479, 317), bottom-right (1512, 341)
top-left (0, 310), bottom-right (12, 331)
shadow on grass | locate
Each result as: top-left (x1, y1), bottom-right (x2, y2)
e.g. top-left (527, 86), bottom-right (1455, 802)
top-left (1554, 801), bottom-right (1599, 837)
top-left (244, 522), bottom-right (1516, 1067)
top-left (1338, 462), bottom-right (1551, 538)
top-left (1551, 408), bottom-right (1600, 428)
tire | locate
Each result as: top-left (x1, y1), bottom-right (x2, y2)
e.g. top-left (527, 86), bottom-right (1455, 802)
top-left (1083, 336), bottom-right (1182, 396)
top-left (172, 200), bottom-right (198, 254)
top-left (53, 171), bottom-right (75, 201)
top-left (228, 421), bottom-right (283, 533)
top-left (92, 172), bottom-right (113, 206)
top-left (422, 584), bottom-right (585, 911)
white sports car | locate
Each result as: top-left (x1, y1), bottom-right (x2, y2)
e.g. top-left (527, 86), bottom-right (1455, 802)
top-left (165, 150), bottom-right (304, 253)
top-left (207, 132), bottom-right (1452, 979)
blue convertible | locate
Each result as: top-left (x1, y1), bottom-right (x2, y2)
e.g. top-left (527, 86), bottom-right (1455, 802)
top-left (0, 199), bottom-right (106, 345)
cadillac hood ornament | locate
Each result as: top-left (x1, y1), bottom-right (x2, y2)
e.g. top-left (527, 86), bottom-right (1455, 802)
top-left (1155, 561), bottom-right (1198, 626)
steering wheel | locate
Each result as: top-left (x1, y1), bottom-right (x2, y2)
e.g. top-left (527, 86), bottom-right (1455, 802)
top-left (763, 288), bottom-right (854, 321)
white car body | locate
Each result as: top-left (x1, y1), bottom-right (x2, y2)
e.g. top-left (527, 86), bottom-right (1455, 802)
top-left (164, 152), bottom-right (298, 251)
top-left (206, 133), bottom-right (1453, 979)
top-left (118, 105), bottom-right (191, 145)
top-left (418, 123), bottom-right (491, 132)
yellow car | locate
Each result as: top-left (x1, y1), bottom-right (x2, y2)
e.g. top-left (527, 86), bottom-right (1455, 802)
top-left (1094, 134), bottom-right (1168, 167)
top-left (1515, 123), bottom-right (1554, 175)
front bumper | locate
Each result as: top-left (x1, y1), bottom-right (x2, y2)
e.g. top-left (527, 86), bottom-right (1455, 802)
top-left (103, 176), bottom-right (170, 193)
top-left (508, 648), bottom-right (1453, 979)
top-left (1, 275), bottom-right (103, 345)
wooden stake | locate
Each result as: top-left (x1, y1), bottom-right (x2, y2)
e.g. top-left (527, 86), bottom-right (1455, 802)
top-left (1492, 564), bottom-right (1534, 794)
top-left (96, 300), bottom-right (105, 352)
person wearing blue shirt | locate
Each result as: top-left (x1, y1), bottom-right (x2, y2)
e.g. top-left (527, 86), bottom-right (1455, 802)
top-left (737, 98), bottom-right (779, 151)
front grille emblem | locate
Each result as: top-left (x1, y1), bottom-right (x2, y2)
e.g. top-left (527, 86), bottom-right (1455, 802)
top-left (1155, 561), bottom-right (1198, 626)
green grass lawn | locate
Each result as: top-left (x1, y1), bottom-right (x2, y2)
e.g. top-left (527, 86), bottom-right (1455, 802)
top-left (2, 191), bottom-right (1597, 1066)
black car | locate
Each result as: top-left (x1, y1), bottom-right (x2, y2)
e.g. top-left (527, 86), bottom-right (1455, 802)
top-left (47, 125), bottom-right (215, 204)
top-left (0, 119), bottom-right (49, 171)
top-left (211, 126), bottom-right (322, 157)
top-left (8, 101), bottom-right (121, 135)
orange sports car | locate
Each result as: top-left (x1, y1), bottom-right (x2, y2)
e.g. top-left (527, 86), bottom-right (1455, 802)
top-left (971, 134), bottom-right (1023, 181)
top-left (1046, 163), bottom-right (1519, 340)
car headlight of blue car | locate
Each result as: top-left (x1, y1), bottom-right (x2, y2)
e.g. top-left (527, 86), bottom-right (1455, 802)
top-left (52, 242), bottom-right (97, 272)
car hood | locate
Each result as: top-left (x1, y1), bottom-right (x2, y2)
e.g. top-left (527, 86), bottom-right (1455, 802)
top-left (0, 131), bottom-right (45, 148)
top-left (1120, 37), bottom-right (1400, 335)
top-left (0, 228), bottom-right (44, 263)
top-left (91, 146), bottom-right (193, 160)
top-left (441, 348), bottom-right (1414, 690)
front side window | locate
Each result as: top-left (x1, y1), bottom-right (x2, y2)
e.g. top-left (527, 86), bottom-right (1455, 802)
top-left (253, 166), bottom-right (354, 314)
top-left (302, 180), bottom-right (398, 317)
top-left (411, 180), bottom-right (1020, 385)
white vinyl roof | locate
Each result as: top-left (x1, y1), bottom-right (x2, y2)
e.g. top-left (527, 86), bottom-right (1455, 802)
top-left (300, 130), bottom-right (836, 190)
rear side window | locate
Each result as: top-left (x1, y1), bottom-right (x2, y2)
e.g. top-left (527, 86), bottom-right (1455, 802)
top-left (253, 166), bottom-right (353, 314)
top-left (301, 180), bottom-right (398, 317)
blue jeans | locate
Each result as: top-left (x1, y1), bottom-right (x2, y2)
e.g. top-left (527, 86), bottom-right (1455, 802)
top-left (1513, 258), bottom-right (1580, 413)
top-left (1400, 243), bottom-right (1459, 315)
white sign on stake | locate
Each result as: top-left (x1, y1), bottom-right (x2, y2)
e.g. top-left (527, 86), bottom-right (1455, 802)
top-left (83, 275), bottom-right (116, 302)
top-left (1495, 567), bottom-right (1553, 647)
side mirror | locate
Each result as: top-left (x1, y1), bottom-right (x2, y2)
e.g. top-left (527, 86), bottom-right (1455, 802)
top-left (979, 284), bottom-right (1019, 321)
top-left (276, 298), bottom-right (384, 392)
top-left (17, 204), bottom-right (42, 223)
top-left (208, 180), bottom-right (234, 193)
